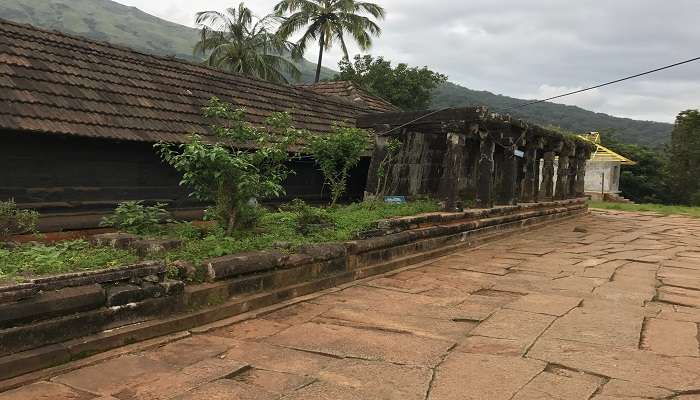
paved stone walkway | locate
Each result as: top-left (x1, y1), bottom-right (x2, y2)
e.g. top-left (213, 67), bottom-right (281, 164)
top-left (4, 209), bottom-right (700, 400)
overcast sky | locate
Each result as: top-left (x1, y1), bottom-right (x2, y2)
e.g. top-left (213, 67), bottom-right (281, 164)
top-left (117, 0), bottom-right (700, 123)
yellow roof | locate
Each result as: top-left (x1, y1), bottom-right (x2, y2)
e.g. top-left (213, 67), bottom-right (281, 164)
top-left (577, 132), bottom-right (636, 165)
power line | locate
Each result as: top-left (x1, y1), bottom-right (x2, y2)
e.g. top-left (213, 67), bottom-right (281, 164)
top-left (379, 55), bottom-right (700, 137)
top-left (514, 55), bottom-right (700, 108)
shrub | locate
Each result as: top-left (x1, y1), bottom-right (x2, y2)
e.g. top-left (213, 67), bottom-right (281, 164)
top-left (309, 125), bottom-right (370, 205)
top-left (690, 191), bottom-right (700, 207)
top-left (0, 199), bottom-right (39, 240)
top-left (101, 201), bottom-right (170, 234)
top-left (281, 199), bottom-right (334, 235)
top-left (157, 97), bottom-right (305, 234)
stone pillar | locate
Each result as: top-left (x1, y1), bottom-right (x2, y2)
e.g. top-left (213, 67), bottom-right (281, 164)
top-left (520, 137), bottom-right (542, 203)
top-left (567, 147), bottom-right (578, 198)
top-left (554, 143), bottom-right (573, 200)
top-left (496, 137), bottom-right (518, 205)
top-left (574, 150), bottom-right (588, 197)
top-left (438, 132), bottom-right (467, 211)
top-left (476, 131), bottom-right (495, 208)
top-left (533, 152), bottom-right (542, 202)
top-left (364, 131), bottom-right (389, 200)
top-left (541, 151), bottom-right (555, 201)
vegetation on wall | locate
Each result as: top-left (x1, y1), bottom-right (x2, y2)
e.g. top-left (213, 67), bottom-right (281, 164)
top-left (156, 97), bottom-right (305, 234)
top-left (334, 54), bottom-right (448, 110)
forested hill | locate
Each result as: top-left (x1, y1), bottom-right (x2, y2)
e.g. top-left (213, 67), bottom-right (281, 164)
top-left (431, 82), bottom-right (672, 147)
top-left (1, 0), bottom-right (672, 146)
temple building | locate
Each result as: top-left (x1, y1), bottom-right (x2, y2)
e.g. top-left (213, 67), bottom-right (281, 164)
top-left (578, 132), bottom-right (636, 202)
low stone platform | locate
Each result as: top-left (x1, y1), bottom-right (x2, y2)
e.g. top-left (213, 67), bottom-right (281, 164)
top-left (3, 209), bottom-right (700, 399)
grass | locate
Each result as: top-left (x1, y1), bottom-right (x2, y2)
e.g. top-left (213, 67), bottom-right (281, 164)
top-left (588, 200), bottom-right (700, 218)
top-left (0, 240), bottom-right (138, 283)
top-left (0, 200), bottom-right (439, 282)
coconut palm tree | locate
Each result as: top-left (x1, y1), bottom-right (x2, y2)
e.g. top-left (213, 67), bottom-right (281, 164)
top-left (194, 3), bottom-right (301, 84)
top-left (274, 0), bottom-right (385, 82)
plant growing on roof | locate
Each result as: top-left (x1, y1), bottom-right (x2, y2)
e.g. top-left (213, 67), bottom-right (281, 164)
top-left (308, 125), bottom-right (370, 206)
top-left (194, 2), bottom-right (301, 84)
top-left (157, 97), bottom-right (305, 235)
top-left (274, 0), bottom-right (385, 83)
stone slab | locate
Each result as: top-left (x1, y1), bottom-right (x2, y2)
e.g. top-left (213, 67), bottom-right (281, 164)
top-left (542, 304), bottom-right (644, 348)
top-left (173, 379), bottom-right (278, 400)
top-left (512, 369), bottom-right (603, 400)
top-left (316, 358), bottom-right (432, 400)
top-left (428, 353), bottom-right (546, 400)
top-left (470, 309), bottom-right (555, 345)
top-left (527, 337), bottom-right (700, 391)
top-left (641, 317), bottom-right (700, 357)
top-left (114, 357), bottom-right (249, 400)
top-left (315, 307), bottom-right (476, 341)
top-left (505, 293), bottom-right (582, 316)
top-left (222, 340), bottom-right (336, 375)
top-left (0, 381), bottom-right (93, 400)
top-left (208, 318), bottom-right (290, 341)
top-left (265, 322), bottom-right (454, 367)
top-left (52, 354), bottom-right (175, 395)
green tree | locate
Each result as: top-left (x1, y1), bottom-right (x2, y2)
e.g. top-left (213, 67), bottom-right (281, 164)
top-left (157, 98), bottom-right (305, 234)
top-left (274, 0), bottom-right (385, 82)
top-left (194, 3), bottom-right (301, 84)
top-left (599, 134), bottom-right (670, 204)
top-left (308, 126), bottom-right (370, 205)
top-left (335, 54), bottom-right (448, 110)
top-left (667, 110), bottom-right (700, 204)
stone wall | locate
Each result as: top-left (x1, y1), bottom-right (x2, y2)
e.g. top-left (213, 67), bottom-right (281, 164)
top-left (0, 199), bottom-right (586, 383)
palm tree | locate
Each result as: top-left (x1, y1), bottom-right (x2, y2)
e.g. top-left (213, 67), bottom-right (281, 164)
top-left (274, 0), bottom-right (385, 82)
top-left (194, 3), bottom-right (301, 84)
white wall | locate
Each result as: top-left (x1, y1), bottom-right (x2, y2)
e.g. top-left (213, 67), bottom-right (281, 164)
top-left (539, 159), bottom-right (621, 194)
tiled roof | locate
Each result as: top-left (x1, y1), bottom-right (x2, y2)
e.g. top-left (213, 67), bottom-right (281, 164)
top-left (578, 132), bottom-right (636, 165)
top-left (0, 19), bottom-right (378, 143)
top-left (297, 81), bottom-right (400, 113)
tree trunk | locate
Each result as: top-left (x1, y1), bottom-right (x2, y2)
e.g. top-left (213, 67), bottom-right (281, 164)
top-left (315, 31), bottom-right (325, 83)
top-left (225, 206), bottom-right (237, 236)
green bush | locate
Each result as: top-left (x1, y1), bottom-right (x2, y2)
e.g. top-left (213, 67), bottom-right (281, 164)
top-left (281, 199), bottom-right (335, 235)
top-left (690, 191), bottom-right (700, 207)
top-left (101, 201), bottom-right (170, 234)
top-left (0, 199), bottom-right (39, 240)
top-left (308, 125), bottom-right (370, 205)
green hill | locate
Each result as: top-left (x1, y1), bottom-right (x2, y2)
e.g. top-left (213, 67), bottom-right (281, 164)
top-left (431, 82), bottom-right (672, 147)
top-left (1, 0), bottom-right (672, 146)
top-left (0, 0), bottom-right (334, 83)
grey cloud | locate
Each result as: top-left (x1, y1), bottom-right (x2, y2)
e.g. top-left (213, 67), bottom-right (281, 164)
top-left (120, 0), bottom-right (700, 122)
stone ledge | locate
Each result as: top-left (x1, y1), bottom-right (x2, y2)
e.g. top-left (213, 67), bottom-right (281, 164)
top-left (0, 199), bottom-right (585, 382)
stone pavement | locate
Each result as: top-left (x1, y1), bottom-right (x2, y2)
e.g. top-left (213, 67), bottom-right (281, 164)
top-left (3, 209), bottom-right (700, 400)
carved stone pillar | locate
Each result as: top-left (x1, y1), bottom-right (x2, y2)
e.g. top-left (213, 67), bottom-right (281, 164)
top-left (496, 137), bottom-right (518, 205)
top-left (541, 151), bottom-right (555, 201)
top-left (364, 131), bottom-right (389, 200)
top-left (438, 132), bottom-right (467, 211)
top-left (574, 150), bottom-right (589, 197)
top-left (567, 148), bottom-right (579, 198)
top-left (476, 131), bottom-right (495, 208)
top-left (554, 143), bottom-right (573, 200)
top-left (520, 137), bottom-right (542, 203)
